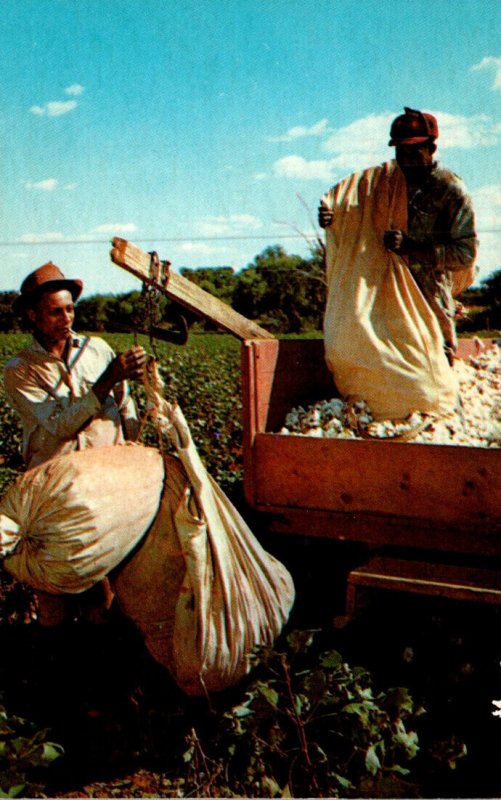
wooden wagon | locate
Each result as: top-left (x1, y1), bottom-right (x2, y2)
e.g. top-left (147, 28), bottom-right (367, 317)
top-left (110, 240), bottom-right (501, 618)
top-left (241, 337), bottom-right (501, 621)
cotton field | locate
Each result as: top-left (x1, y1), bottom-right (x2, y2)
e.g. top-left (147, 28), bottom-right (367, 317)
top-left (280, 341), bottom-right (501, 447)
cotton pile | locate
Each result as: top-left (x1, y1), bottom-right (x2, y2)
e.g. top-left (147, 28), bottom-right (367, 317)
top-left (280, 343), bottom-right (501, 447)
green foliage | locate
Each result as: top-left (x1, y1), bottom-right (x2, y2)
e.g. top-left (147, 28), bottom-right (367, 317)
top-left (182, 630), bottom-right (423, 798)
top-left (0, 332), bottom-right (243, 490)
top-left (2, 260), bottom-right (499, 337)
top-left (233, 245), bottom-right (326, 333)
top-left (0, 243), bottom-right (328, 336)
top-left (97, 333), bottom-right (244, 489)
top-left (180, 266), bottom-right (238, 306)
top-left (0, 469), bottom-right (18, 497)
top-left (0, 567), bottom-right (36, 626)
top-left (0, 693), bottom-right (63, 798)
top-left (459, 267), bottom-right (501, 334)
top-left (0, 399), bottom-right (24, 471)
top-left (0, 295), bottom-right (20, 334)
top-left (0, 334), bottom-right (29, 471)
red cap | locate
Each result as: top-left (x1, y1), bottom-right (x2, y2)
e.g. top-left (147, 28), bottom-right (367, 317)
top-left (389, 107), bottom-right (438, 146)
top-left (13, 262), bottom-right (83, 313)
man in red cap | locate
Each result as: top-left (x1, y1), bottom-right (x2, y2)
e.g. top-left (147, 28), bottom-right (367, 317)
top-left (4, 262), bottom-right (148, 624)
top-left (319, 107), bottom-right (477, 364)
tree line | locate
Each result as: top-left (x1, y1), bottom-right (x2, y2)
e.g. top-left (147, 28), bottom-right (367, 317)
top-left (0, 245), bottom-right (499, 335)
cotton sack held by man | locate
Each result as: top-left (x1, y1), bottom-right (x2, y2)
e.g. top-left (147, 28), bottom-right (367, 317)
top-left (0, 262), bottom-right (295, 695)
top-left (319, 107), bottom-right (477, 421)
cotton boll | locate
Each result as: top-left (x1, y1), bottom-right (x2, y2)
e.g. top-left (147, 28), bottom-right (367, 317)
top-left (306, 427), bottom-right (324, 437)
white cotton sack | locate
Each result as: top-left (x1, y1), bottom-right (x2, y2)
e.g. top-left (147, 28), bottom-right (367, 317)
top-left (0, 444), bottom-right (164, 594)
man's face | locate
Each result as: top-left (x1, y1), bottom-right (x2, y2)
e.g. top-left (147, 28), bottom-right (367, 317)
top-left (27, 289), bottom-right (75, 346)
top-left (395, 142), bottom-right (435, 178)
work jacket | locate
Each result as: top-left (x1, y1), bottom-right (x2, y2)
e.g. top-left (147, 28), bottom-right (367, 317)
top-left (3, 333), bottom-right (139, 468)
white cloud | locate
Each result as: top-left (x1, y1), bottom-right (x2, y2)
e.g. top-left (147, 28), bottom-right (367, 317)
top-left (475, 232), bottom-right (501, 280)
top-left (195, 214), bottom-right (262, 236)
top-left (30, 100), bottom-right (78, 117)
top-left (271, 111), bottom-right (501, 191)
top-left (25, 178), bottom-right (58, 191)
top-left (319, 111), bottom-right (499, 174)
top-left (273, 155), bottom-right (335, 181)
top-left (18, 232), bottom-right (65, 243)
top-left (64, 183), bottom-right (78, 191)
top-left (323, 112), bottom-right (394, 156)
top-left (92, 223), bottom-right (138, 234)
top-left (254, 172), bottom-right (268, 181)
top-left (434, 111), bottom-right (498, 149)
top-left (472, 184), bottom-right (501, 229)
top-left (179, 242), bottom-right (228, 254)
top-left (469, 184), bottom-right (501, 279)
top-left (64, 84), bottom-right (85, 96)
top-left (269, 118), bottom-right (329, 142)
top-left (471, 56), bottom-right (501, 90)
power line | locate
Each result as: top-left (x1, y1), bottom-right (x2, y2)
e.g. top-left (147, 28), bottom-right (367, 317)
top-left (0, 229), bottom-right (500, 247)
top-left (0, 233), bottom-right (320, 247)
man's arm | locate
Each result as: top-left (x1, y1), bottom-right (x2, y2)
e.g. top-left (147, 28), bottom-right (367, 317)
top-left (4, 363), bottom-right (102, 441)
top-left (3, 345), bottom-right (147, 442)
top-left (97, 346), bottom-right (147, 441)
top-left (92, 346), bottom-right (147, 403)
top-left (433, 194), bottom-right (477, 273)
top-left (384, 189), bottom-right (477, 272)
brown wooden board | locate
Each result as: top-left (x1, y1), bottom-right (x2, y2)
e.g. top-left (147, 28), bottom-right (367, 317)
top-left (335, 556), bottom-right (501, 625)
top-left (349, 557), bottom-right (501, 601)
top-left (253, 507), bottom-right (501, 555)
top-left (251, 432), bottom-right (500, 524)
top-left (110, 237), bottom-right (275, 341)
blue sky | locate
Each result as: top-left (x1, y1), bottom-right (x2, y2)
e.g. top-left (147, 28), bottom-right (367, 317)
top-left (1, 0), bottom-right (500, 296)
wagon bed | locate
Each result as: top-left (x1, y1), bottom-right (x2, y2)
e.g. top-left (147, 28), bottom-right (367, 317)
top-left (241, 337), bottom-right (501, 614)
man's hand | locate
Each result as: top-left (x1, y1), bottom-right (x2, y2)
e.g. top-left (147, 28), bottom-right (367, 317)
top-left (112, 346), bottom-right (148, 383)
top-left (318, 201), bottom-right (333, 229)
top-left (93, 346), bottom-right (148, 404)
top-left (383, 229), bottom-right (407, 253)
top-left (384, 230), bottom-right (435, 263)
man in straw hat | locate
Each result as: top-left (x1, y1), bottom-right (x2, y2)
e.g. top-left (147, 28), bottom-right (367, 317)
top-left (5, 262), bottom-right (147, 468)
top-left (4, 262), bottom-right (148, 624)
top-left (319, 107), bottom-right (477, 364)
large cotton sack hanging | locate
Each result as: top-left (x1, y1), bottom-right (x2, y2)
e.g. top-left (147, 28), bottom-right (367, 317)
top-left (323, 159), bottom-right (458, 421)
top-left (169, 405), bottom-right (295, 696)
top-left (111, 453), bottom-right (190, 677)
top-left (0, 444), bottom-right (164, 594)
top-left (115, 366), bottom-right (295, 697)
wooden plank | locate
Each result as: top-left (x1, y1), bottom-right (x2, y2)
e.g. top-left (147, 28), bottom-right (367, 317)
top-left (456, 338), bottom-right (499, 360)
top-left (252, 506), bottom-right (501, 554)
top-left (246, 338), bottom-right (335, 433)
top-left (348, 557), bottom-right (501, 604)
top-left (110, 237), bottom-right (275, 341)
top-left (250, 432), bottom-right (501, 527)
top-left (241, 341), bottom-right (257, 507)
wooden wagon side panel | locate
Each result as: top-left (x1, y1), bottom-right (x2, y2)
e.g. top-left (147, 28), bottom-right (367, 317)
top-left (242, 337), bottom-right (501, 552)
top-left (251, 433), bottom-right (500, 526)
